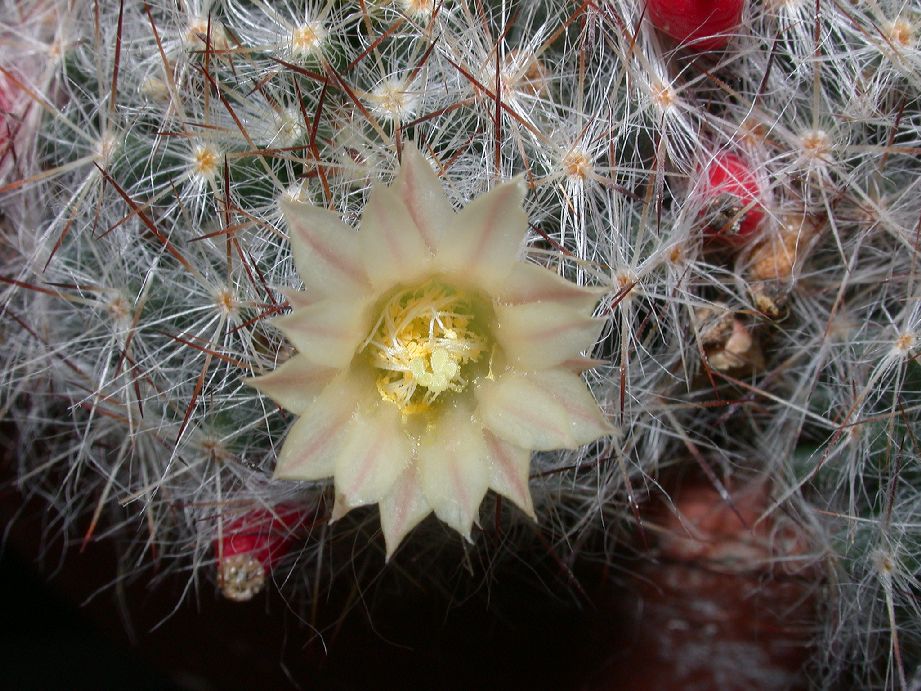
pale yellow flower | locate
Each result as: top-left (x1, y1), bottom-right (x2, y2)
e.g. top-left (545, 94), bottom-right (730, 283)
top-left (248, 143), bottom-right (611, 558)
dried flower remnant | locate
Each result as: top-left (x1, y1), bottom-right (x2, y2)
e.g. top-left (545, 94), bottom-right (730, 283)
top-left (247, 144), bottom-right (611, 557)
top-left (695, 304), bottom-right (764, 373)
top-left (479, 50), bottom-right (550, 104)
top-left (503, 51), bottom-right (550, 98)
top-left (746, 213), bottom-right (823, 319)
top-left (215, 504), bottom-right (314, 602)
top-left (398, 0), bottom-right (437, 19)
top-left (185, 16), bottom-right (229, 51)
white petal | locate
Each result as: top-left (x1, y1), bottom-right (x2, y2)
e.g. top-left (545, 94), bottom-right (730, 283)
top-left (278, 288), bottom-right (316, 310)
top-left (359, 183), bottom-right (433, 290)
top-left (244, 354), bottom-right (337, 414)
top-left (273, 373), bottom-right (364, 481)
top-left (273, 299), bottom-right (370, 368)
top-left (334, 400), bottom-right (411, 511)
top-left (494, 302), bottom-right (605, 369)
top-left (379, 463), bottom-right (432, 560)
top-left (483, 430), bottom-right (535, 520)
top-left (476, 368), bottom-right (612, 451)
top-left (435, 178), bottom-right (528, 290)
top-left (281, 197), bottom-right (371, 297)
top-left (417, 402), bottom-right (490, 540)
top-left (329, 493), bottom-right (350, 523)
top-left (494, 262), bottom-right (606, 314)
top-left (522, 368), bottom-right (614, 445)
top-left (392, 142), bottom-right (453, 251)
top-left (560, 357), bottom-right (608, 372)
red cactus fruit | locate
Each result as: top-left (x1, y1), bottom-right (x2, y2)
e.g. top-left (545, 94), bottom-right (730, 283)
top-left (215, 503), bottom-right (313, 602)
top-left (699, 151), bottom-right (765, 244)
top-left (646, 0), bottom-right (745, 51)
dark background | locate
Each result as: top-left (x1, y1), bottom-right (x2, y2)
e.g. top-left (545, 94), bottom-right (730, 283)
top-left (0, 487), bottom-right (608, 691)
top-left (0, 473), bottom-right (817, 691)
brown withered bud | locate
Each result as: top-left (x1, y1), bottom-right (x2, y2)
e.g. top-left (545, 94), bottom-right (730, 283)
top-left (745, 213), bottom-right (824, 319)
top-left (695, 304), bottom-right (764, 373)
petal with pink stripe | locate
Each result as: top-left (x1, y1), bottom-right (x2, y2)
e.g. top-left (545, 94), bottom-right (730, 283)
top-left (244, 354), bottom-right (337, 414)
top-left (476, 368), bottom-right (612, 451)
top-left (494, 302), bottom-right (604, 369)
top-left (379, 464), bottom-right (432, 560)
top-left (273, 298), bottom-right (370, 368)
top-left (273, 373), bottom-right (364, 480)
top-left (282, 197), bottom-right (371, 298)
top-left (359, 183), bottom-right (433, 290)
top-left (334, 401), bottom-right (411, 513)
top-left (435, 178), bottom-right (527, 290)
top-left (484, 430), bottom-right (535, 519)
top-left (417, 402), bottom-right (490, 540)
top-left (494, 262), bottom-right (606, 313)
top-left (391, 142), bottom-right (453, 251)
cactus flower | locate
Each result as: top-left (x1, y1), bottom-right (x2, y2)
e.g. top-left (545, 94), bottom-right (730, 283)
top-left (247, 143), bottom-right (611, 558)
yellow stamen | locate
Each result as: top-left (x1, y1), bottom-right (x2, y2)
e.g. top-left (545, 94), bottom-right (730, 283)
top-left (361, 281), bottom-right (488, 416)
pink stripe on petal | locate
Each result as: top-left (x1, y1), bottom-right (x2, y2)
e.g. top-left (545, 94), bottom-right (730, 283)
top-left (281, 198), bottom-right (370, 297)
top-left (379, 464), bottom-right (431, 560)
top-left (484, 430), bottom-right (534, 519)
top-left (344, 434), bottom-right (384, 495)
top-left (245, 355), bottom-right (337, 414)
top-left (393, 143), bottom-right (453, 252)
top-left (495, 262), bottom-right (606, 312)
top-left (436, 178), bottom-right (527, 289)
top-left (274, 299), bottom-right (369, 368)
top-left (360, 184), bottom-right (432, 290)
top-left (494, 302), bottom-right (604, 369)
top-left (477, 369), bottom-right (610, 451)
top-left (528, 369), bottom-right (613, 440)
top-left (560, 357), bottom-right (608, 372)
top-left (471, 184), bottom-right (515, 263)
top-left (334, 403), bottom-right (409, 510)
top-left (417, 404), bottom-right (490, 539)
top-left (478, 378), bottom-right (572, 449)
top-left (274, 377), bottom-right (363, 480)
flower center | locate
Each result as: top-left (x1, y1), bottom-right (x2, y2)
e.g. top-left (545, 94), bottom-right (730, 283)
top-left (361, 281), bottom-right (489, 416)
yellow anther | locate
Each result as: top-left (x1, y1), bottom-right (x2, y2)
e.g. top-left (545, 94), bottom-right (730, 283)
top-left (361, 281), bottom-right (487, 415)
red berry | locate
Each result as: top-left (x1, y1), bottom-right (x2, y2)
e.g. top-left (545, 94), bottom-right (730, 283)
top-left (646, 0), bottom-right (744, 51)
top-left (215, 503), bottom-right (314, 602)
top-left (699, 151), bottom-right (765, 243)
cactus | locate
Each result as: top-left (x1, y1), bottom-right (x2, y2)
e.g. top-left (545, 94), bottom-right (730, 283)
top-left (1, 0), bottom-right (919, 687)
